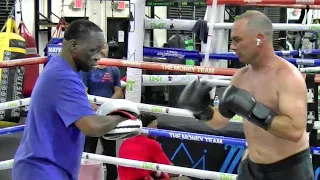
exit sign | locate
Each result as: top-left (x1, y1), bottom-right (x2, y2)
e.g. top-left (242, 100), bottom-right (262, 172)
top-left (74, 0), bottom-right (83, 9)
top-left (117, 1), bottom-right (126, 9)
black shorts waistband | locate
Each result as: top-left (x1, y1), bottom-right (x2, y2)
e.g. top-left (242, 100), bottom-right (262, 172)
top-left (248, 148), bottom-right (310, 172)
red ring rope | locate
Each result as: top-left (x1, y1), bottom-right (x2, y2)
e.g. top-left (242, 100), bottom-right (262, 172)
top-left (0, 57), bottom-right (47, 67)
top-left (2, 57), bottom-right (320, 83)
top-left (244, 4), bottom-right (320, 9)
top-left (207, 0), bottom-right (320, 5)
top-left (98, 59), bottom-right (237, 76)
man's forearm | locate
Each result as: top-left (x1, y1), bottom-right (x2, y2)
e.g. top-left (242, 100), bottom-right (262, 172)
top-left (267, 115), bottom-right (303, 142)
top-left (89, 115), bottom-right (124, 137)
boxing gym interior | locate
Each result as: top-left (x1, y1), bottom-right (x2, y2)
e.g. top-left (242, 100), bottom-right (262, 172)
top-left (1, 0), bottom-right (320, 180)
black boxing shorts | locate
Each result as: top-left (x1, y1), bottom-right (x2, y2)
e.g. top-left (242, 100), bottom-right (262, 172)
top-left (237, 148), bottom-right (314, 180)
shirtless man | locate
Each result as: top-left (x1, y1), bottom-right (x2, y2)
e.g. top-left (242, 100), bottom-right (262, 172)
top-left (178, 10), bottom-right (314, 180)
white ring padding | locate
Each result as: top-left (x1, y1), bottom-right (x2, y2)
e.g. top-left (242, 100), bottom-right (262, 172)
top-left (121, 75), bottom-right (231, 87)
top-left (0, 153), bottom-right (238, 179)
top-left (142, 75), bottom-right (230, 86)
top-left (145, 18), bottom-right (320, 32)
top-left (83, 153), bottom-right (237, 180)
top-left (90, 95), bottom-right (195, 118)
top-left (299, 66), bottom-right (320, 73)
top-left (0, 159), bottom-right (13, 170)
top-left (2, 96), bottom-right (320, 130)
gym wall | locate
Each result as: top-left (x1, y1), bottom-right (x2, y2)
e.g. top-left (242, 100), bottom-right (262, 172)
top-left (10, 0), bottom-right (320, 74)
top-left (13, 0), bottom-right (167, 60)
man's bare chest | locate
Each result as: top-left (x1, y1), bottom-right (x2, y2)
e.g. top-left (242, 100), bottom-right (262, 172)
top-left (236, 74), bottom-right (279, 111)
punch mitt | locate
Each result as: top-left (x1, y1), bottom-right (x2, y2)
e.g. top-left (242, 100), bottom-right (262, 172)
top-left (96, 99), bottom-right (142, 140)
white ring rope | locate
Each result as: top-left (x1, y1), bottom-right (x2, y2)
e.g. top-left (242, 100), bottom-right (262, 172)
top-left (0, 153), bottom-right (238, 180)
top-left (299, 66), bottom-right (320, 73)
top-left (145, 19), bottom-right (320, 32)
top-left (88, 95), bottom-right (195, 118)
top-left (0, 159), bottom-right (13, 170)
top-left (2, 96), bottom-right (195, 118)
top-left (142, 75), bottom-right (230, 86)
top-left (2, 94), bottom-right (320, 129)
top-left (120, 75), bottom-right (231, 87)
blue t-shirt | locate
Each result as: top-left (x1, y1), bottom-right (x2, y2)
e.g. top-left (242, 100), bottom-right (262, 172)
top-left (81, 66), bottom-right (121, 98)
top-left (12, 56), bottom-right (96, 180)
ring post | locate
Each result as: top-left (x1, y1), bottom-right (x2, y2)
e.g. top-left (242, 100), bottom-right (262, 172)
top-left (125, 0), bottom-right (146, 103)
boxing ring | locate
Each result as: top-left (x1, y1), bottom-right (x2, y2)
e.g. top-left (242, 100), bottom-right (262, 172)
top-left (0, 56), bottom-right (319, 179)
top-left (1, 0), bottom-right (320, 179)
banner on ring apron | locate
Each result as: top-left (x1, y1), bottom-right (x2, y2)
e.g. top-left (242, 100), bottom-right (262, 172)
top-left (0, 17), bottom-right (26, 127)
top-left (45, 38), bottom-right (63, 63)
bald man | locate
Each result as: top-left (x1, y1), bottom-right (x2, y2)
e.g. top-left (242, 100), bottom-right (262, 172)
top-left (178, 11), bottom-right (313, 180)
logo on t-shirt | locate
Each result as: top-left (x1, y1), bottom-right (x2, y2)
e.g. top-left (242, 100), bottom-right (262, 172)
top-left (91, 71), bottom-right (113, 83)
top-left (101, 73), bottom-right (113, 83)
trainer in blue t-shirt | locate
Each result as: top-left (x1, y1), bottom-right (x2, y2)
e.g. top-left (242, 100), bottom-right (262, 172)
top-left (81, 66), bottom-right (122, 98)
top-left (80, 46), bottom-right (124, 180)
top-left (12, 19), bottom-right (125, 180)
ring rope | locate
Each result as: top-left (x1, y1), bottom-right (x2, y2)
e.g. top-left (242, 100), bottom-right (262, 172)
top-left (1, 57), bottom-right (320, 82)
top-left (0, 152), bottom-right (238, 180)
top-left (145, 47), bottom-right (320, 59)
top-left (0, 95), bottom-right (320, 129)
top-left (145, 47), bottom-right (320, 66)
top-left (142, 75), bottom-right (230, 86)
top-left (1, 124), bottom-right (320, 156)
top-left (300, 66), bottom-right (320, 73)
top-left (145, 19), bottom-right (320, 32)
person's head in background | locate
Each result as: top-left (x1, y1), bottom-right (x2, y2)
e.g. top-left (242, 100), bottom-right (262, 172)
top-left (230, 10), bottom-right (274, 65)
top-left (96, 43), bottom-right (108, 69)
top-left (61, 19), bottom-right (106, 72)
top-left (138, 113), bottom-right (158, 139)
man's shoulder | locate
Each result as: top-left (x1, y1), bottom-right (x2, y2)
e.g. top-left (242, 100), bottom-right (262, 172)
top-left (47, 69), bottom-right (80, 81)
top-left (41, 68), bottom-right (83, 90)
top-left (277, 60), bottom-right (304, 81)
top-left (275, 60), bottom-right (306, 92)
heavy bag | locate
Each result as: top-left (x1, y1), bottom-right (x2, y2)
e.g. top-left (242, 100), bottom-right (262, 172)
top-left (43, 18), bottom-right (66, 65)
top-left (0, 17), bottom-right (26, 126)
top-left (18, 21), bottom-right (39, 97)
top-left (166, 33), bottom-right (194, 107)
top-left (45, 38), bottom-right (63, 64)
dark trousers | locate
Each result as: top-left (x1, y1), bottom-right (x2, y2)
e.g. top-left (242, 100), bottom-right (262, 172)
top-left (84, 136), bottom-right (118, 180)
top-left (237, 148), bottom-right (314, 180)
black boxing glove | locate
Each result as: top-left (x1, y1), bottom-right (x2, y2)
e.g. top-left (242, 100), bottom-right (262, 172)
top-left (178, 79), bottom-right (214, 121)
top-left (219, 85), bottom-right (276, 130)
